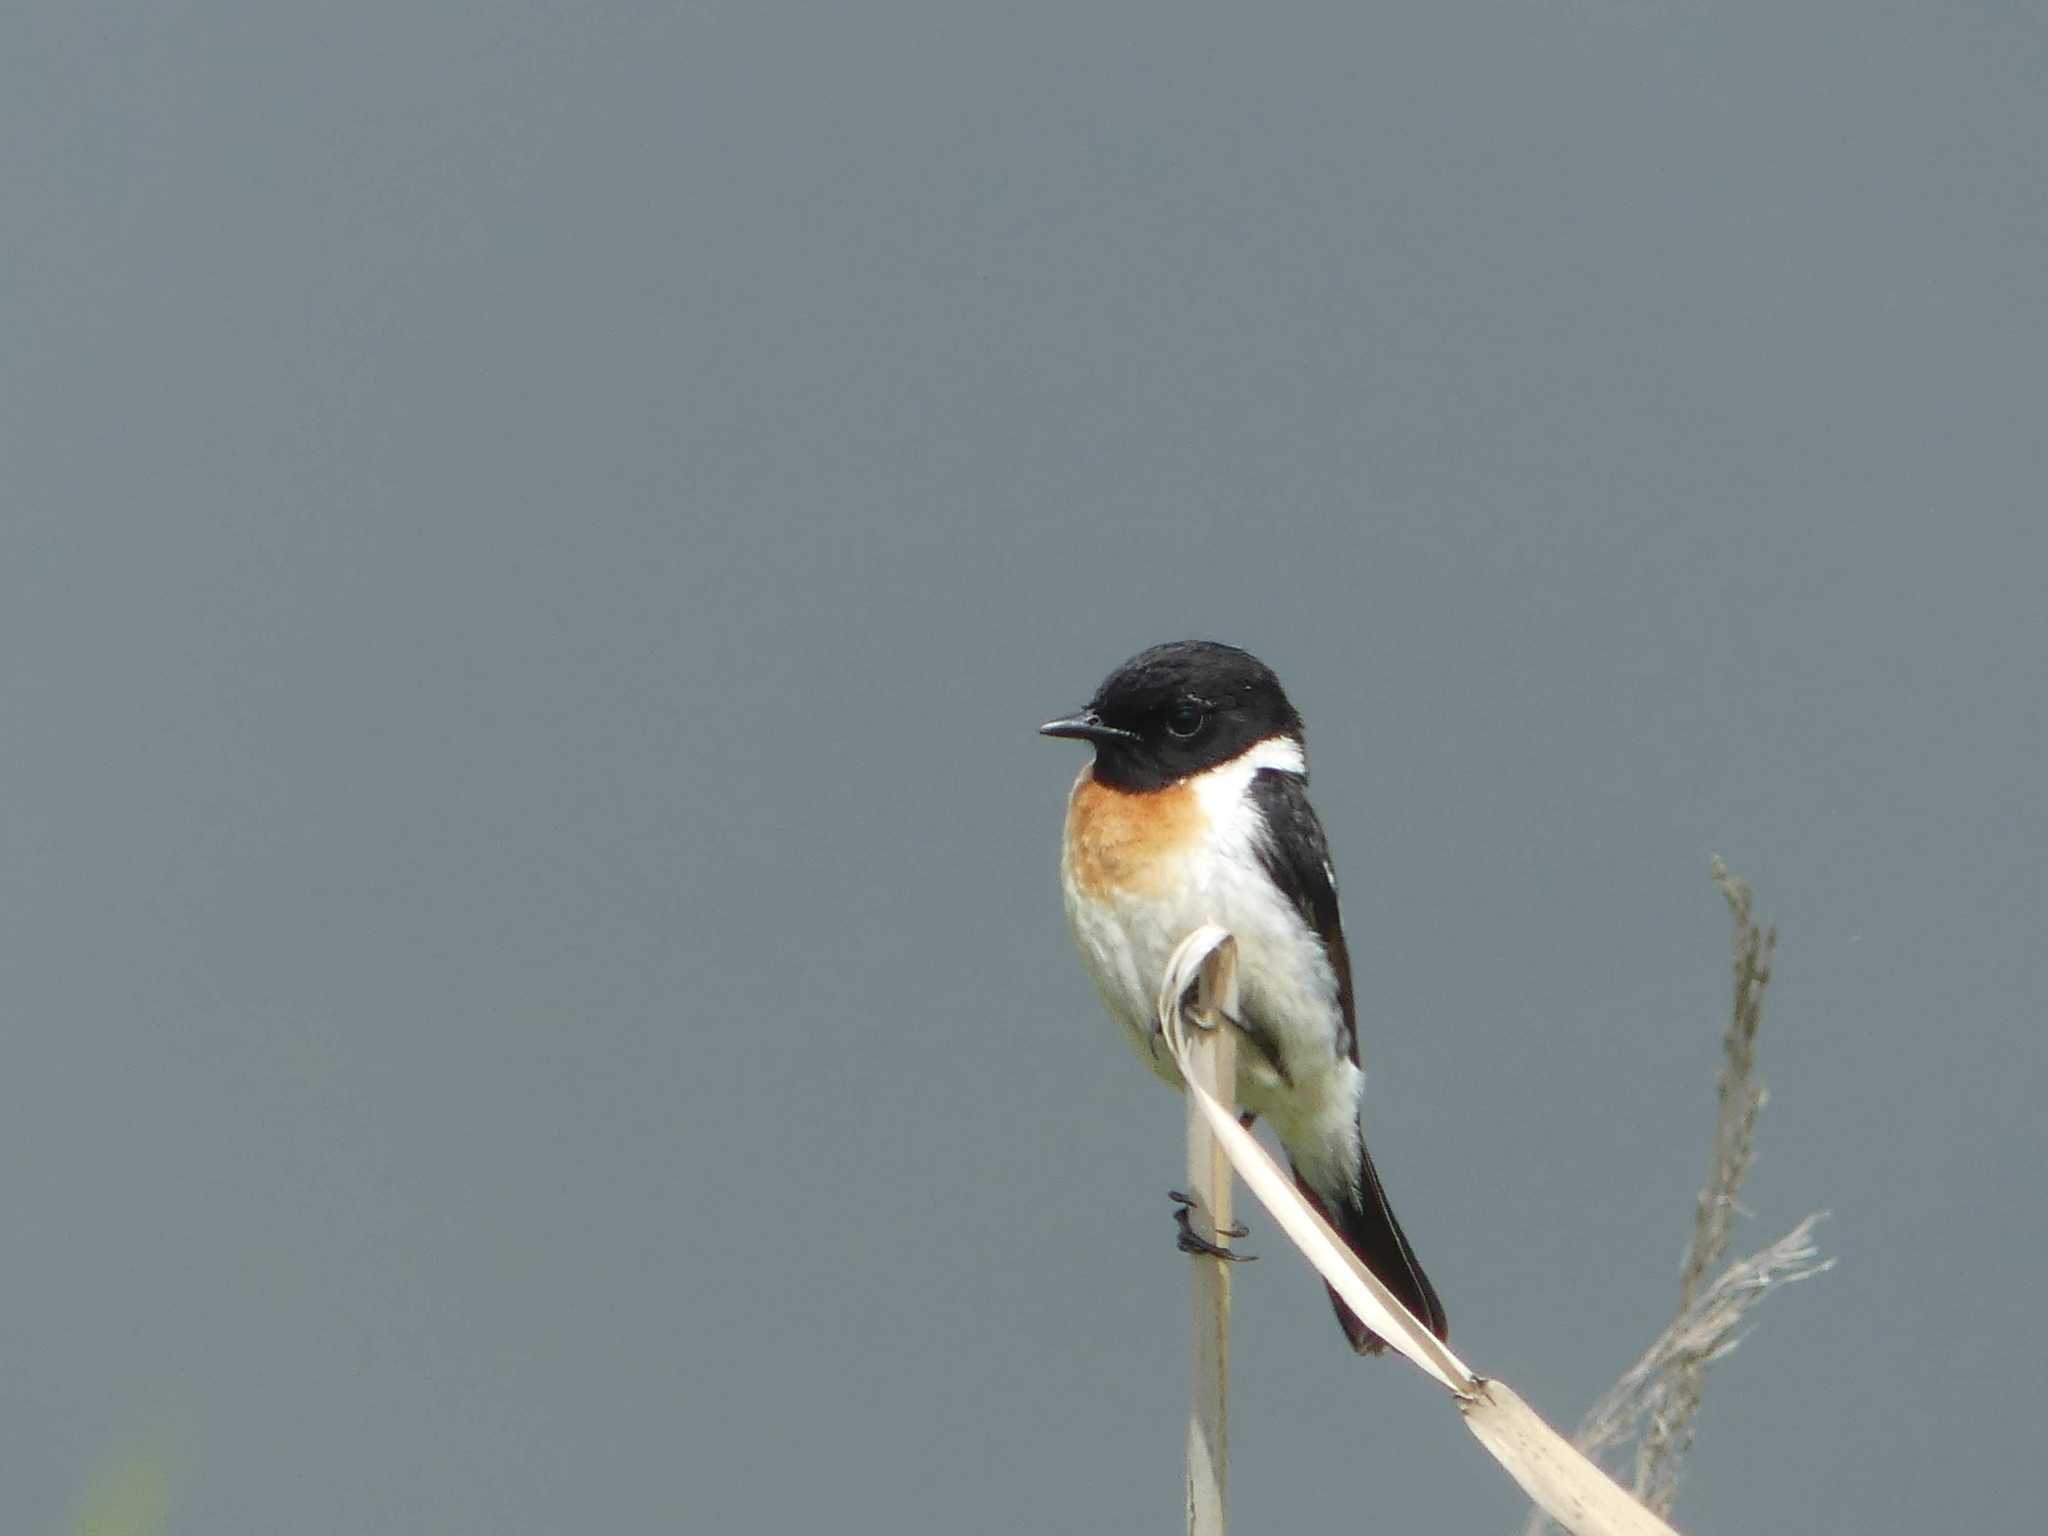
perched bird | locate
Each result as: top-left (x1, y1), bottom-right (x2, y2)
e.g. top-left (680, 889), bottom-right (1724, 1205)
top-left (1042, 640), bottom-right (1447, 1354)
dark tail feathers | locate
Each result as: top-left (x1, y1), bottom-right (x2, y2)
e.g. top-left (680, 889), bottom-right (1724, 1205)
top-left (1292, 1144), bottom-right (1447, 1356)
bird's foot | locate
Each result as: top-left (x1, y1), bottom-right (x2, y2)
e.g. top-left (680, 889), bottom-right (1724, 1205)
top-left (1167, 1190), bottom-right (1254, 1261)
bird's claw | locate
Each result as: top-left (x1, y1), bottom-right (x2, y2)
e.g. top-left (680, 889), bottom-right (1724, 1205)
top-left (1168, 1191), bottom-right (1255, 1261)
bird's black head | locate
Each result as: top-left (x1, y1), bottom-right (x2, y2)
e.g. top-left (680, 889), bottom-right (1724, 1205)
top-left (1040, 641), bottom-right (1303, 791)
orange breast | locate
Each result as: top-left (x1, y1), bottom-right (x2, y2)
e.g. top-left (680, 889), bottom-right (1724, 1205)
top-left (1065, 766), bottom-right (1205, 899)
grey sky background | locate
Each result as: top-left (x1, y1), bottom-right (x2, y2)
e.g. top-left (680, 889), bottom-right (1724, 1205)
top-left (4, 3), bottom-right (2043, 1532)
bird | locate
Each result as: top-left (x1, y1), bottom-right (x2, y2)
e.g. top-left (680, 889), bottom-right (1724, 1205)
top-left (1041, 640), bottom-right (1447, 1354)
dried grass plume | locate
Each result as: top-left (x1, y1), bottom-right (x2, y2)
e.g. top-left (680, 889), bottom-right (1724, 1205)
top-left (1524, 860), bottom-right (1831, 1534)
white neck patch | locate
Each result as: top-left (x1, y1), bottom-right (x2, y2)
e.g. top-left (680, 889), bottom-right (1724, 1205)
top-left (1235, 734), bottom-right (1306, 777)
top-left (1189, 733), bottom-right (1306, 828)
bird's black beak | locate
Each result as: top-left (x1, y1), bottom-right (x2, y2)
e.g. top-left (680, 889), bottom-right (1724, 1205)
top-left (1039, 709), bottom-right (1140, 746)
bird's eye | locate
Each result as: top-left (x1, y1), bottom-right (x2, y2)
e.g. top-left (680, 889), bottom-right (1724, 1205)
top-left (1164, 700), bottom-right (1205, 738)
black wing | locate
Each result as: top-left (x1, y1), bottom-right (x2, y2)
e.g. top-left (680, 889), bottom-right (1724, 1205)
top-left (1246, 767), bottom-right (1357, 1063)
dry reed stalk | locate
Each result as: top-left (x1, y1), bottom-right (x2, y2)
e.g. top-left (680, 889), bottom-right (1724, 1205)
top-left (1172, 935), bottom-right (1240, 1536)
